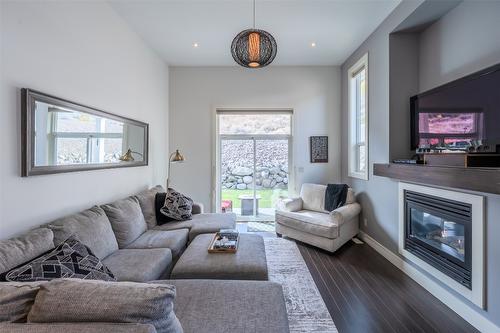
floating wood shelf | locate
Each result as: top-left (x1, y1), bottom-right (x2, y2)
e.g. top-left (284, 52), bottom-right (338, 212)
top-left (373, 163), bottom-right (500, 195)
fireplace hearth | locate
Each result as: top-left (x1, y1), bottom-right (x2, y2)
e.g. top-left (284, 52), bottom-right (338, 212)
top-left (404, 191), bottom-right (472, 289)
top-left (398, 182), bottom-right (484, 308)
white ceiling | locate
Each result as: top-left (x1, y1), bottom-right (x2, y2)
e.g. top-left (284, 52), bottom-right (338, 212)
top-left (110, 0), bottom-right (400, 66)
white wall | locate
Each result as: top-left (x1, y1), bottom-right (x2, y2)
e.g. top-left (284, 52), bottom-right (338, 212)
top-left (169, 66), bottom-right (341, 211)
top-left (0, 1), bottom-right (169, 239)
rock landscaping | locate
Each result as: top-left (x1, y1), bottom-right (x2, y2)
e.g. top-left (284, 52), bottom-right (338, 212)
top-left (221, 140), bottom-right (289, 190)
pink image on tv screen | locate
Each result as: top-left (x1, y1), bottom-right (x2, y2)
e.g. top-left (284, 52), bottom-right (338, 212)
top-left (419, 113), bottom-right (477, 134)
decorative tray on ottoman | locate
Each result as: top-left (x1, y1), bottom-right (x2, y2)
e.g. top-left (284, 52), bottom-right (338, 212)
top-left (208, 229), bottom-right (239, 253)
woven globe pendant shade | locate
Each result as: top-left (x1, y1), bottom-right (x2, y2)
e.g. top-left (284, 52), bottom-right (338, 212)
top-left (231, 28), bottom-right (277, 68)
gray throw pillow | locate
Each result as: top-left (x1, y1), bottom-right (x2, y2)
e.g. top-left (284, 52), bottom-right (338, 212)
top-left (160, 188), bottom-right (193, 221)
top-left (0, 228), bottom-right (54, 274)
top-left (28, 279), bottom-right (183, 333)
top-left (101, 196), bottom-right (147, 248)
top-left (0, 282), bottom-right (45, 323)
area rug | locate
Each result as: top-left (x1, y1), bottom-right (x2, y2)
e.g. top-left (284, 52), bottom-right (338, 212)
top-left (265, 237), bottom-right (338, 333)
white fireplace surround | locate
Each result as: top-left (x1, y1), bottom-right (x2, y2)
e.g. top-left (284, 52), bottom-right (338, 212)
top-left (398, 182), bottom-right (485, 309)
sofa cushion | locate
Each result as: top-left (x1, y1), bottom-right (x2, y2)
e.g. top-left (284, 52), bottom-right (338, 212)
top-left (46, 206), bottom-right (118, 259)
top-left (27, 279), bottom-right (182, 333)
top-left (0, 282), bottom-right (45, 323)
top-left (153, 213), bottom-right (236, 241)
top-left (126, 229), bottom-right (189, 259)
top-left (102, 248), bottom-right (172, 282)
top-left (275, 210), bottom-right (339, 239)
top-left (152, 279), bottom-right (289, 333)
top-left (0, 228), bottom-right (54, 274)
top-left (101, 196), bottom-right (147, 248)
top-left (135, 185), bottom-right (165, 229)
top-left (0, 237), bottom-right (116, 282)
top-left (0, 323), bottom-right (157, 333)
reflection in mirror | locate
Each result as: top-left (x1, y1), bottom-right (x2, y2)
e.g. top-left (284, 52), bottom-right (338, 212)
top-left (34, 101), bottom-right (145, 166)
top-left (22, 89), bottom-right (148, 176)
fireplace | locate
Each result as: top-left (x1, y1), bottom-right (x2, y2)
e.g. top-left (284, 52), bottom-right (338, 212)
top-left (398, 182), bottom-right (484, 308)
top-left (404, 191), bottom-right (472, 289)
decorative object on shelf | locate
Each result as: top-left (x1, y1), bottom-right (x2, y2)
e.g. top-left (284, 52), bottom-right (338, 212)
top-left (119, 149), bottom-right (144, 162)
top-left (231, 0), bottom-right (277, 68)
top-left (310, 136), bottom-right (328, 163)
top-left (21, 89), bottom-right (148, 177)
top-left (167, 149), bottom-right (185, 188)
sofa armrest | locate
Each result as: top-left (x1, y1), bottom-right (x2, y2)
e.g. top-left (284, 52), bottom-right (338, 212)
top-left (277, 197), bottom-right (303, 212)
top-left (192, 202), bottom-right (204, 214)
top-left (0, 323), bottom-right (157, 333)
top-left (330, 202), bottom-right (361, 225)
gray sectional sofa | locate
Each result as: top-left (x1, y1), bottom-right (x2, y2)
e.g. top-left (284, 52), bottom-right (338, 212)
top-left (0, 186), bottom-right (290, 333)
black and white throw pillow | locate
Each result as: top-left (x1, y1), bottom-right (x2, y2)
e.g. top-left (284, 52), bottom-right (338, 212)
top-left (0, 236), bottom-right (116, 282)
top-left (160, 188), bottom-right (194, 221)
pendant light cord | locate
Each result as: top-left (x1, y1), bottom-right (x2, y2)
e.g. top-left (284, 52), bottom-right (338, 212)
top-left (253, 0), bottom-right (256, 29)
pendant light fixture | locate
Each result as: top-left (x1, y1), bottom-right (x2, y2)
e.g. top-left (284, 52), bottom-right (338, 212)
top-left (231, 0), bottom-right (277, 68)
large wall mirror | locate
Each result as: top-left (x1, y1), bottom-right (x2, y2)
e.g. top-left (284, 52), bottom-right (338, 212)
top-left (22, 89), bottom-right (148, 176)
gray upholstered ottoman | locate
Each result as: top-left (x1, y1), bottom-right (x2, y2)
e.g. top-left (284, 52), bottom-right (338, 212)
top-left (170, 233), bottom-right (268, 280)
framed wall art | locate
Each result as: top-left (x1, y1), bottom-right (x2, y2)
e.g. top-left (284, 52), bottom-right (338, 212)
top-left (310, 136), bottom-right (328, 163)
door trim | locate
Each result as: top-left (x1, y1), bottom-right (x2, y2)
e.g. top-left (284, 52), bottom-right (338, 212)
top-left (212, 108), bottom-right (294, 214)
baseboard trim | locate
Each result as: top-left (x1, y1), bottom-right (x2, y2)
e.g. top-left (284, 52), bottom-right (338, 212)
top-left (358, 231), bottom-right (499, 333)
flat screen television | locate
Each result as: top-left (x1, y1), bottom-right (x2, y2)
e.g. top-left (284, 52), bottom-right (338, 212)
top-left (411, 63), bottom-right (500, 151)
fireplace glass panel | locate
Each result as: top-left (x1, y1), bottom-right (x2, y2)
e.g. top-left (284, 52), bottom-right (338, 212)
top-left (409, 208), bottom-right (465, 263)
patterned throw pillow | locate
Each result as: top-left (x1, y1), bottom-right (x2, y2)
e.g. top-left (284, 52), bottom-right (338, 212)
top-left (0, 237), bottom-right (116, 282)
top-left (160, 188), bottom-right (194, 221)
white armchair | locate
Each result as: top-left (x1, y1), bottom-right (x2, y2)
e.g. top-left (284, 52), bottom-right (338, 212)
top-left (275, 183), bottom-right (361, 252)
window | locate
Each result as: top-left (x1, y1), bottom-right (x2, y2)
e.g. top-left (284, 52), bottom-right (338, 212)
top-left (48, 109), bottom-right (124, 165)
top-left (348, 53), bottom-right (369, 180)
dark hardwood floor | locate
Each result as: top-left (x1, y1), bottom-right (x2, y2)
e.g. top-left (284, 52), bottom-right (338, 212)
top-left (296, 240), bottom-right (479, 333)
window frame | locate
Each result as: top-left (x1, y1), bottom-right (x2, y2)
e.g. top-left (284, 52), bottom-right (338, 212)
top-left (348, 53), bottom-right (369, 180)
top-left (49, 112), bottom-right (124, 164)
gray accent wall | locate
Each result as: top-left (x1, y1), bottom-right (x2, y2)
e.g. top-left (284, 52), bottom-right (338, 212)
top-left (341, 0), bottom-right (424, 254)
top-left (417, 1), bottom-right (500, 327)
top-left (342, 0), bottom-right (500, 327)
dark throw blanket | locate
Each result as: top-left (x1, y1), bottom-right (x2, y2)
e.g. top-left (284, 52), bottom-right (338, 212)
top-left (324, 184), bottom-right (349, 211)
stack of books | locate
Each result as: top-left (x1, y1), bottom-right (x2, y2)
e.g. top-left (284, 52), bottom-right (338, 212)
top-left (209, 229), bottom-right (239, 252)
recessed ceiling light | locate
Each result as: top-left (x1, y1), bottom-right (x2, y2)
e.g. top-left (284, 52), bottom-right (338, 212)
top-left (311, 42), bottom-right (316, 48)
top-left (193, 42), bottom-right (199, 48)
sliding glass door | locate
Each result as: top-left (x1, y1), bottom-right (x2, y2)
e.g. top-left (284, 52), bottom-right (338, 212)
top-left (216, 111), bottom-right (292, 222)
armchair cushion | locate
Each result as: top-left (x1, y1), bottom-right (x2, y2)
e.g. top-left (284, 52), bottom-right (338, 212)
top-left (276, 203), bottom-right (361, 239)
top-left (275, 210), bottom-right (339, 239)
top-left (300, 184), bottom-right (329, 213)
top-left (299, 183), bottom-right (356, 213)
top-left (276, 197), bottom-right (303, 212)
